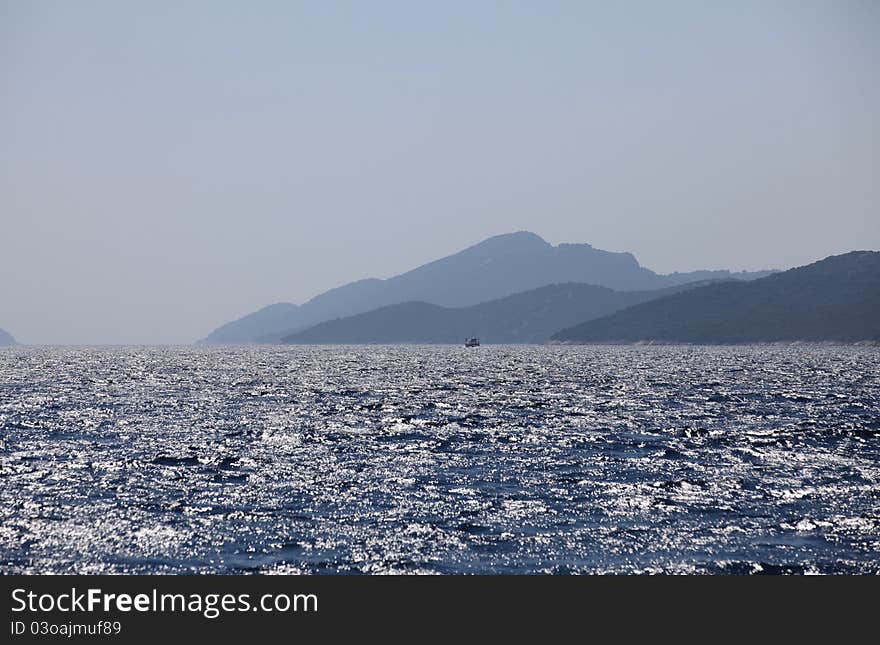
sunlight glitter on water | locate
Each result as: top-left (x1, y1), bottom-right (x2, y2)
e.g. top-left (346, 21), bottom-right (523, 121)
top-left (0, 344), bottom-right (878, 574)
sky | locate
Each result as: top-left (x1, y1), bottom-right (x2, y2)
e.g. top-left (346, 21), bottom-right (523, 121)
top-left (2, 1), bottom-right (878, 344)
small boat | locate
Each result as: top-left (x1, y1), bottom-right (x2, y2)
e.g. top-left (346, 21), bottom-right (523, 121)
top-left (464, 338), bottom-right (480, 347)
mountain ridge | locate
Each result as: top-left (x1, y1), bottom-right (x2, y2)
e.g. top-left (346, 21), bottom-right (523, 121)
top-left (199, 231), bottom-right (774, 344)
top-left (551, 251), bottom-right (880, 344)
top-left (197, 303), bottom-right (300, 345)
top-left (281, 281), bottom-right (721, 345)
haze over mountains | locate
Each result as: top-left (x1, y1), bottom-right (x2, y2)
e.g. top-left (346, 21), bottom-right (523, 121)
top-left (282, 282), bottom-right (710, 345)
top-left (553, 251), bottom-right (880, 344)
top-left (201, 232), bottom-right (772, 344)
top-left (0, 328), bottom-right (16, 346)
top-left (202, 303), bottom-right (300, 345)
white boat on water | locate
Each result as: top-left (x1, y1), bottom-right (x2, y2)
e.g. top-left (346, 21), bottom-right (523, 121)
top-left (464, 338), bottom-right (480, 347)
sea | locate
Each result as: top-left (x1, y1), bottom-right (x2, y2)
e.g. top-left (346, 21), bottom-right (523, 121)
top-left (1, 344), bottom-right (878, 574)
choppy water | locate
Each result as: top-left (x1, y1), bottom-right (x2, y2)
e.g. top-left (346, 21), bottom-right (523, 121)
top-left (1, 345), bottom-right (878, 574)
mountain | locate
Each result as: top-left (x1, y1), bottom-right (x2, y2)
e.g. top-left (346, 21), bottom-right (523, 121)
top-left (282, 281), bottom-right (713, 344)
top-left (0, 328), bottom-right (16, 345)
top-left (199, 231), bottom-right (773, 344)
top-left (552, 251), bottom-right (880, 344)
top-left (197, 303), bottom-right (300, 345)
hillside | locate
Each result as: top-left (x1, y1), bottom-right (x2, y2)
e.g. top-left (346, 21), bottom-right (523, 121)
top-left (282, 282), bottom-right (708, 344)
top-left (200, 231), bottom-right (772, 343)
top-left (0, 328), bottom-right (16, 345)
top-left (196, 303), bottom-right (300, 345)
top-left (552, 251), bottom-right (880, 343)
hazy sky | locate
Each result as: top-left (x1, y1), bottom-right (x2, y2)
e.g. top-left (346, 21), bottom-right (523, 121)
top-left (2, 1), bottom-right (878, 344)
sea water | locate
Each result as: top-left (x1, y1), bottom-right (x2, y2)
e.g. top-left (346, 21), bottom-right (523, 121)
top-left (1, 344), bottom-right (877, 574)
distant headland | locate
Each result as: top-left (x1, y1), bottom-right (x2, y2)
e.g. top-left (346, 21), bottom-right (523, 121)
top-left (199, 232), bottom-right (774, 345)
